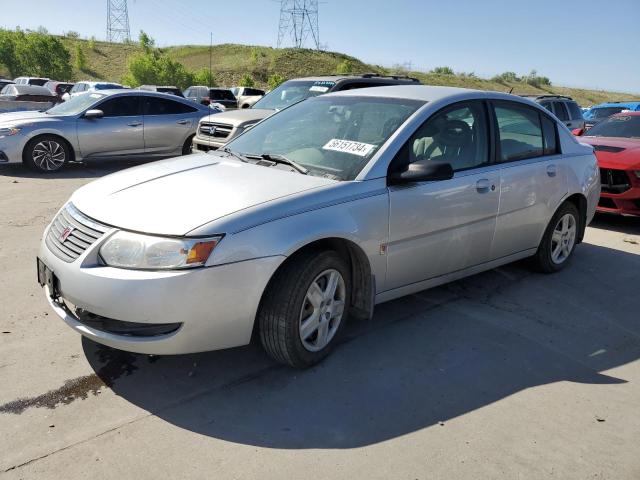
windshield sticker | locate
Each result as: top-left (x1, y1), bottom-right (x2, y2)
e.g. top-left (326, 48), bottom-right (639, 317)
top-left (309, 85), bottom-right (330, 93)
top-left (323, 139), bottom-right (376, 157)
top-left (89, 94), bottom-right (102, 98)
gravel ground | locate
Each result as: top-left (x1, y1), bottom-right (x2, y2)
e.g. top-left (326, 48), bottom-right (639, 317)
top-left (1, 160), bottom-right (639, 480)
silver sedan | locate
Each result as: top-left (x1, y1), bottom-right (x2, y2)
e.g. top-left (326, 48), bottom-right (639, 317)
top-left (37, 86), bottom-right (600, 367)
top-left (0, 90), bottom-right (210, 173)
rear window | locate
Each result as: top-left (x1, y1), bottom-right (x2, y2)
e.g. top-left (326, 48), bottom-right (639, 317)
top-left (243, 88), bottom-right (264, 96)
top-left (209, 89), bottom-right (236, 100)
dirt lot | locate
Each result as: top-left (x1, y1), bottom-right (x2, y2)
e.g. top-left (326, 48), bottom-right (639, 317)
top-left (1, 160), bottom-right (639, 480)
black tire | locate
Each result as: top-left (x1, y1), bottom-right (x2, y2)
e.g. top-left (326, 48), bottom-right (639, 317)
top-left (23, 135), bottom-right (70, 173)
top-left (258, 249), bottom-right (351, 368)
top-left (531, 202), bottom-right (580, 273)
top-left (182, 134), bottom-right (195, 155)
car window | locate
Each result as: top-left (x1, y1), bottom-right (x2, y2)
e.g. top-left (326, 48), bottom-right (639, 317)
top-left (252, 80), bottom-right (337, 110)
top-left (553, 102), bottom-right (569, 121)
top-left (540, 116), bottom-right (559, 155)
top-left (566, 102), bottom-right (582, 120)
top-left (494, 102), bottom-right (544, 162)
top-left (144, 96), bottom-right (197, 115)
top-left (584, 115), bottom-right (640, 138)
top-left (98, 96), bottom-right (141, 117)
top-left (244, 88), bottom-right (264, 96)
top-left (395, 102), bottom-right (488, 173)
top-left (227, 95), bottom-right (423, 181)
top-left (209, 89), bottom-right (236, 100)
top-left (539, 101), bottom-right (554, 113)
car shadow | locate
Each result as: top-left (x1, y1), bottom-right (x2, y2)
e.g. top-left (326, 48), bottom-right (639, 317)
top-left (83, 242), bottom-right (640, 449)
top-left (590, 212), bottom-right (640, 236)
top-left (0, 159), bottom-right (156, 180)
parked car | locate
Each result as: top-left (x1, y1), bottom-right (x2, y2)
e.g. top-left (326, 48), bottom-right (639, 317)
top-left (231, 86), bottom-right (265, 108)
top-left (573, 112), bottom-right (640, 215)
top-left (583, 102), bottom-right (640, 129)
top-left (44, 81), bottom-right (75, 100)
top-left (192, 73), bottom-right (422, 152)
top-left (183, 86), bottom-right (238, 109)
top-left (0, 90), bottom-right (210, 172)
top-left (521, 94), bottom-right (585, 131)
top-left (62, 81), bottom-right (126, 101)
top-left (138, 85), bottom-right (184, 97)
top-left (0, 84), bottom-right (58, 103)
top-left (0, 79), bottom-right (15, 91)
top-left (14, 77), bottom-right (50, 86)
top-left (36, 86), bottom-right (599, 367)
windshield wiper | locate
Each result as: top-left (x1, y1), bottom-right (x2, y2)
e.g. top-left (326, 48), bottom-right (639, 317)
top-left (222, 147), bottom-right (249, 163)
top-left (260, 153), bottom-right (309, 175)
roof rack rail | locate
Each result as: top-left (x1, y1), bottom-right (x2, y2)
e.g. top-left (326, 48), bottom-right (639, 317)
top-left (520, 94), bottom-right (573, 100)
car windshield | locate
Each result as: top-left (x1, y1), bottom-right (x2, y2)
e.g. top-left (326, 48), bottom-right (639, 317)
top-left (46, 92), bottom-right (105, 115)
top-left (588, 107), bottom-right (627, 119)
top-left (251, 80), bottom-right (337, 110)
top-left (584, 115), bottom-right (640, 138)
top-left (226, 95), bottom-right (424, 181)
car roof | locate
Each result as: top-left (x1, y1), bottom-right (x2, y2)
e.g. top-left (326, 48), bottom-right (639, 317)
top-left (291, 74), bottom-right (421, 84)
top-left (95, 89), bottom-right (206, 103)
top-left (521, 94), bottom-right (575, 101)
top-left (593, 101), bottom-right (640, 108)
top-left (5, 85), bottom-right (54, 95)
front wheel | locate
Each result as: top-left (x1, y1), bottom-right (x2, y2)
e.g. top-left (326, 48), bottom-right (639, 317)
top-left (531, 202), bottom-right (579, 273)
top-left (258, 250), bottom-right (351, 368)
top-left (182, 134), bottom-right (195, 155)
top-left (23, 136), bottom-right (69, 172)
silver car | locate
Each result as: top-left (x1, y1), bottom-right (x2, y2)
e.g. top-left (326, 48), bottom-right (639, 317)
top-left (0, 90), bottom-right (210, 172)
top-left (37, 86), bottom-right (600, 368)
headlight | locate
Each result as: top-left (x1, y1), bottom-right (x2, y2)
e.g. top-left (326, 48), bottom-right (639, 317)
top-left (633, 170), bottom-right (640, 179)
top-left (0, 127), bottom-right (21, 139)
top-left (99, 231), bottom-right (222, 270)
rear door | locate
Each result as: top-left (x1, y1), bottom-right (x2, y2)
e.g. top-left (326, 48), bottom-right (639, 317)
top-left (77, 94), bottom-right (144, 158)
top-left (490, 100), bottom-right (567, 258)
top-left (142, 96), bottom-right (198, 155)
top-left (386, 101), bottom-right (500, 290)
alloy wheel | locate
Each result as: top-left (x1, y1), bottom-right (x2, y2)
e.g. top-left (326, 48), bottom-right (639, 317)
top-left (550, 213), bottom-right (577, 265)
top-left (32, 140), bottom-right (65, 171)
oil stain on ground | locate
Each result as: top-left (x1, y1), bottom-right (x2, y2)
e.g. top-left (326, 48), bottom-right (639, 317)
top-left (0, 346), bottom-right (145, 415)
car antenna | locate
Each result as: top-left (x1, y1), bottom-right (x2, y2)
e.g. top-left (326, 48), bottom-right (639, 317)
top-left (508, 87), bottom-right (514, 94)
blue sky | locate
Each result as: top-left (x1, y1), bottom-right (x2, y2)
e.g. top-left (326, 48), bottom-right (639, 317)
top-left (2, 0), bottom-right (639, 93)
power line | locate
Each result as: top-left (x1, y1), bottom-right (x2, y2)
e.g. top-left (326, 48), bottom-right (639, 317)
top-left (277, 0), bottom-right (320, 50)
top-left (107, 0), bottom-right (131, 43)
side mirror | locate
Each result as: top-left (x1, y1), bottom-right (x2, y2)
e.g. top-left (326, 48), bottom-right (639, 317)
top-left (571, 128), bottom-right (584, 136)
top-left (84, 109), bottom-right (104, 119)
top-left (389, 162), bottom-right (454, 185)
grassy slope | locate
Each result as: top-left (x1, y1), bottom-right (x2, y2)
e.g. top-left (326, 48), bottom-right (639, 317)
top-left (2, 38), bottom-right (636, 106)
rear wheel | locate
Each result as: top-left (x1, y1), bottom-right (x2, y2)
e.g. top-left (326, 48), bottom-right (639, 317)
top-left (258, 250), bottom-right (350, 368)
top-left (23, 135), bottom-right (69, 172)
top-left (531, 202), bottom-right (579, 273)
top-left (182, 134), bottom-right (195, 155)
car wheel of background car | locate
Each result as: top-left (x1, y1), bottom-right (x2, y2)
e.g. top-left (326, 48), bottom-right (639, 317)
top-left (241, 104), bottom-right (250, 109)
top-left (531, 202), bottom-right (579, 273)
top-left (23, 135), bottom-right (69, 173)
top-left (258, 249), bottom-right (351, 368)
top-left (182, 134), bottom-right (195, 155)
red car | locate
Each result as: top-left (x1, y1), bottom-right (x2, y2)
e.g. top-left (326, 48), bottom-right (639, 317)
top-left (573, 112), bottom-right (640, 215)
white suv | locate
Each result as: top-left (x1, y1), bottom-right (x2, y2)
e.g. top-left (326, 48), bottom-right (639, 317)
top-left (62, 81), bottom-right (126, 101)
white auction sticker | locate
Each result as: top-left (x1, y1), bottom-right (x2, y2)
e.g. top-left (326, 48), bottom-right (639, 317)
top-left (322, 139), bottom-right (376, 157)
top-left (309, 85), bottom-right (330, 93)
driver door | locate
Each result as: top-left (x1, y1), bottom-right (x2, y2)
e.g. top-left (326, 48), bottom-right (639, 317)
top-left (77, 95), bottom-right (144, 159)
top-left (385, 101), bottom-right (500, 291)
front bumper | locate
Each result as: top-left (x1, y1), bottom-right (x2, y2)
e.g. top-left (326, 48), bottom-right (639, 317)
top-left (38, 232), bottom-right (284, 355)
top-left (192, 134), bottom-right (228, 152)
top-left (597, 168), bottom-right (640, 216)
top-left (0, 134), bottom-right (26, 163)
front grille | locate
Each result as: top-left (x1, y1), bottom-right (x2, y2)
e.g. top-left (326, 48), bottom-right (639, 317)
top-left (600, 168), bottom-right (631, 194)
top-left (199, 122), bottom-right (233, 139)
top-left (75, 309), bottom-right (181, 337)
top-left (45, 204), bottom-right (108, 262)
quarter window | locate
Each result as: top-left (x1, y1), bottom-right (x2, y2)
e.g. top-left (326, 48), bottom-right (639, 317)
top-left (494, 102), bottom-right (544, 162)
top-left (553, 101), bottom-right (569, 121)
top-left (395, 102), bottom-right (489, 173)
top-left (98, 96), bottom-right (141, 117)
top-left (566, 102), bottom-right (583, 120)
top-left (541, 116), bottom-right (559, 155)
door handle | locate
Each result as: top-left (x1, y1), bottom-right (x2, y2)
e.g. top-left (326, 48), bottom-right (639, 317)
top-left (547, 164), bottom-right (557, 177)
top-left (476, 178), bottom-right (495, 193)
top-left (127, 121), bottom-right (142, 127)
top-left (176, 119), bottom-right (190, 125)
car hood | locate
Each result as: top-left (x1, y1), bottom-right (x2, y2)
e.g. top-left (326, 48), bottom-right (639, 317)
top-left (579, 136), bottom-right (640, 169)
top-left (70, 153), bottom-right (336, 236)
top-left (198, 108), bottom-right (273, 127)
top-left (0, 110), bottom-right (52, 126)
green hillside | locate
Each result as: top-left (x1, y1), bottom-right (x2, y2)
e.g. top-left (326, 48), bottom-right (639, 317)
top-left (2, 36), bottom-right (638, 107)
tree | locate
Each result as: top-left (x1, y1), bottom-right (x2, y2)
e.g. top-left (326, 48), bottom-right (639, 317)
top-left (16, 31), bottom-right (72, 79)
top-left (0, 29), bottom-right (23, 77)
top-left (75, 44), bottom-right (87, 72)
top-left (431, 66), bottom-right (454, 75)
top-left (267, 73), bottom-right (285, 90)
top-left (239, 73), bottom-right (255, 87)
top-left (193, 68), bottom-right (216, 87)
top-left (122, 51), bottom-right (194, 89)
top-left (66, 31), bottom-right (80, 39)
top-left (336, 59), bottom-right (353, 75)
top-left (139, 30), bottom-right (155, 53)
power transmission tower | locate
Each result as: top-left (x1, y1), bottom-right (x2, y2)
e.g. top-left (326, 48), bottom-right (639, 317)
top-left (277, 0), bottom-right (320, 50)
top-left (107, 0), bottom-right (131, 43)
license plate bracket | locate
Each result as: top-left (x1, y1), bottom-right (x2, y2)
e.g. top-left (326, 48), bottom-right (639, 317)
top-left (37, 257), bottom-right (59, 300)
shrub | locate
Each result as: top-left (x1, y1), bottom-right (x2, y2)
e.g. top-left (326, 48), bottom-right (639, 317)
top-left (336, 59), bottom-right (353, 74)
top-left (267, 73), bottom-right (286, 90)
top-left (239, 73), bottom-right (255, 87)
top-left (88, 36), bottom-right (97, 51)
top-left (431, 66), bottom-right (454, 75)
top-left (193, 68), bottom-right (217, 87)
top-left (75, 44), bottom-right (87, 71)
